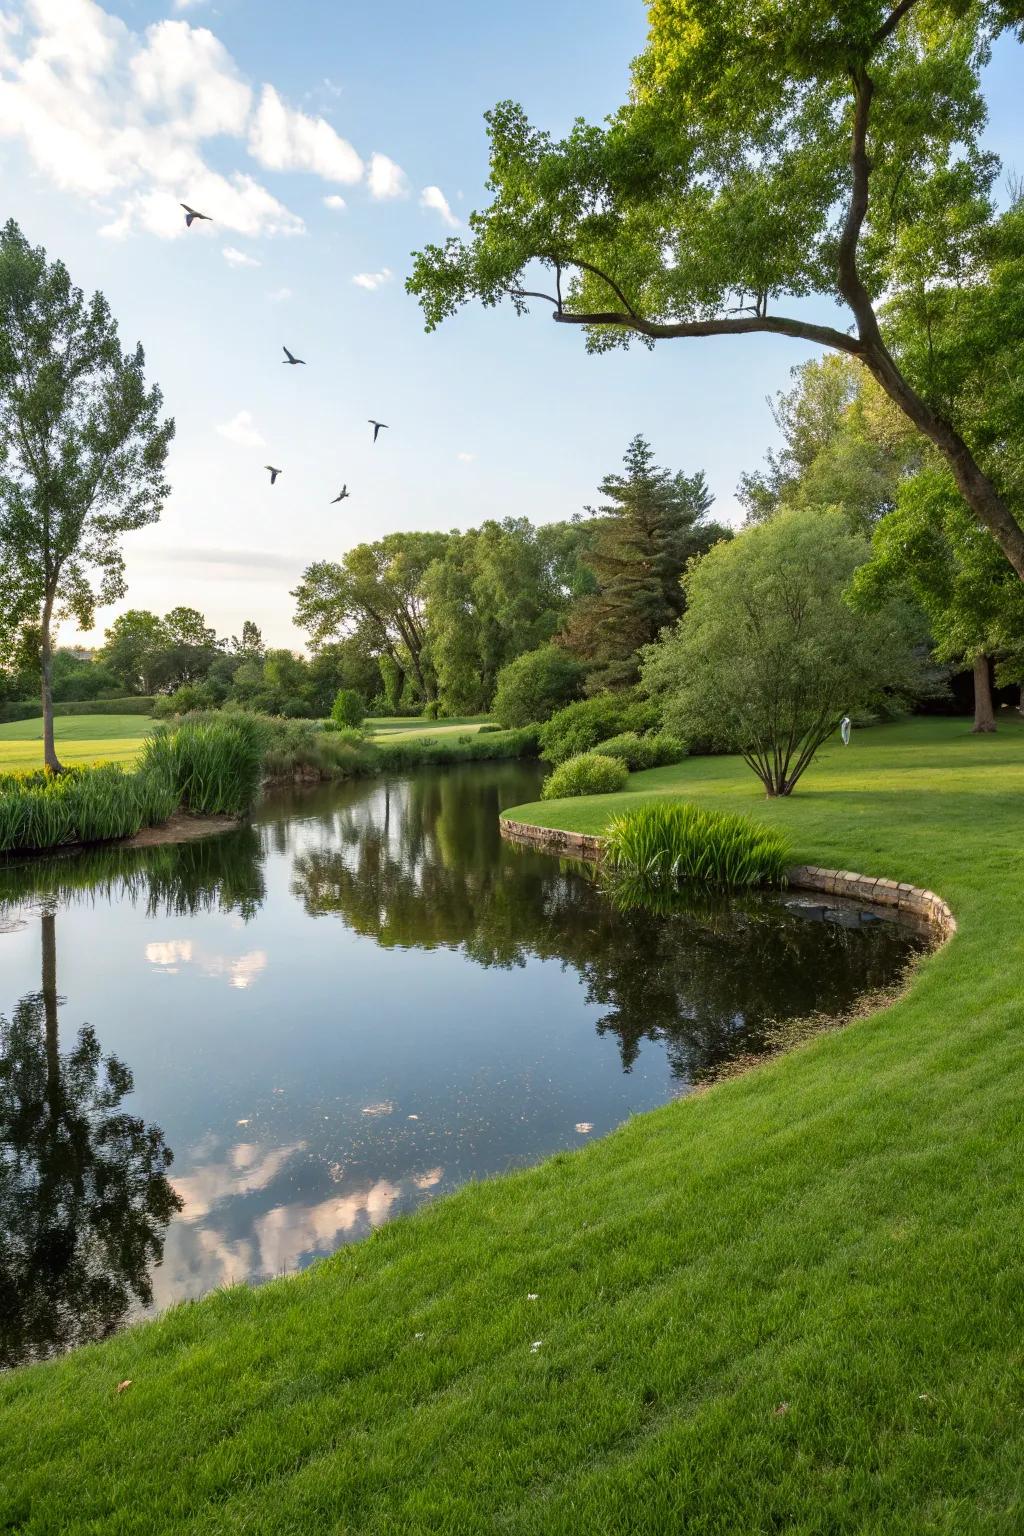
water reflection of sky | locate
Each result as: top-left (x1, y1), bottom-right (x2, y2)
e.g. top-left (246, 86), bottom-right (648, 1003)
top-left (0, 762), bottom-right (928, 1355)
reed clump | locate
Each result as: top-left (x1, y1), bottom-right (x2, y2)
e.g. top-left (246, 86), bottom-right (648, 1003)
top-left (603, 801), bottom-right (789, 888)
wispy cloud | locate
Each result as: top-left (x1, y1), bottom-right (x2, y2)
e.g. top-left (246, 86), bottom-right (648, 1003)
top-left (267, 286), bottom-right (292, 302)
top-left (456, 451), bottom-right (475, 463)
top-left (248, 84), bottom-right (362, 184)
top-left (367, 152), bottom-right (408, 200)
top-left (138, 546), bottom-right (302, 577)
top-left (352, 268), bottom-right (393, 291)
top-left (420, 185), bottom-right (459, 227)
top-left (223, 245), bottom-right (260, 268)
top-left (323, 194), bottom-right (347, 212)
top-left (216, 409), bottom-right (265, 447)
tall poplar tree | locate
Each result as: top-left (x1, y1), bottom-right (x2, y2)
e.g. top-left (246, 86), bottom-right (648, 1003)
top-left (0, 221), bottom-right (173, 770)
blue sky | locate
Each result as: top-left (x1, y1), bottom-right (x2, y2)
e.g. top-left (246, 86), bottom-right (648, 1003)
top-left (1, 0), bottom-right (1021, 650)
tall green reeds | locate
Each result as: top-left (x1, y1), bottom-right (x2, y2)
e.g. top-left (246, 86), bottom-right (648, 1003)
top-left (140, 715), bottom-right (264, 816)
top-left (0, 764), bottom-right (177, 855)
top-left (603, 801), bottom-right (789, 888)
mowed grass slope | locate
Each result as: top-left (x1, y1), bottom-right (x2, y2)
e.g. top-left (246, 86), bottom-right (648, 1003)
top-left (366, 713), bottom-right (492, 741)
top-left (0, 715), bottom-right (152, 770)
top-left (2, 717), bottom-right (1023, 1534)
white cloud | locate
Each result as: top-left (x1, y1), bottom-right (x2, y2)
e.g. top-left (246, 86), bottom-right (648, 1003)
top-left (456, 451), bottom-right (475, 463)
top-left (223, 245), bottom-right (260, 268)
top-left (216, 409), bottom-right (265, 447)
top-left (322, 193), bottom-right (346, 211)
top-left (367, 152), bottom-right (408, 200)
top-left (172, 0), bottom-right (209, 10)
top-left (0, 1), bottom-right (406, 239)
top-left (267, 286), bottom-right (292, 302)
top-left (352, 268), bottom-right (393, 291)
top-left (249, 83), bottom-right (362, 184)
top-left (420, 185), bottom-right (459, 227)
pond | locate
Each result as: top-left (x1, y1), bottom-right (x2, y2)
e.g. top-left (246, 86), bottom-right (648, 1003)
top-left (0, 761), bottom-right (929, 1367)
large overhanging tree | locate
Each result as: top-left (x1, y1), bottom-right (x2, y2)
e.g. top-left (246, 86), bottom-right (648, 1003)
top-left (409, 0), bottom-right (1024, 582)
top-left (0, 220), bottom-right (173, 770)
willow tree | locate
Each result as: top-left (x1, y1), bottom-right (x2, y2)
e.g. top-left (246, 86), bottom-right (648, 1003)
top-left (409, 0), bottom-right (1024, 581)
top-left (0, 221), bottom-right (173, 770)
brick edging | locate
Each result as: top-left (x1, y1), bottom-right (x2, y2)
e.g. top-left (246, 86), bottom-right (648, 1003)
top-left (499, 817), bottom-right (957, 939)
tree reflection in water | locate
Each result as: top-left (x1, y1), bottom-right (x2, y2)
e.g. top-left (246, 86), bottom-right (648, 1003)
top-left (290, 766), bottom-right (928, 1083)
top-left (0, 911), bottom-right (181, 1368)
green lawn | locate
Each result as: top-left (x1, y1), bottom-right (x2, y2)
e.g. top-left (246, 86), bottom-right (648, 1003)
top-left (366, 713), bottom-right (492, 741)
top-left (2, 717), bottom-right (1023, 1534)
top-left (0, 714), bottom-right (153, 771)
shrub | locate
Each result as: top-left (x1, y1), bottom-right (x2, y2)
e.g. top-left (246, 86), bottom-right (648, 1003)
top-left (541, 752), bottom-right (628, 800)
top-left (321, 724), bottom-right (365, 746)
top-left (422, 700), bottom-right (441, 720)
top-left (641, 506), bottom-right (936, 796)
top-left (331, 689), bottom-right (365, 729)
top-left (594, 731), bottom-right (686, 771)
top-left (603, 802), bottom-right (789, 887)
top-left (141, 715), bottom-right (264, 816)
top-left (492, 646), bottom-right (585, 729)
top-left (538, 694), bottom-right (661, 764)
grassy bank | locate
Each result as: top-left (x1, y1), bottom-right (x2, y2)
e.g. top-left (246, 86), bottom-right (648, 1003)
top-left (2, 718), bottom-right (1022, 1533)
top-left (0, 715), bottom-right (153, 770)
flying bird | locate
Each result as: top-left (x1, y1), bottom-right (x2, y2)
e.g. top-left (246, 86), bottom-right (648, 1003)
top-left (181, 203), bottom-right (211, 228)
top-left (282, 346), bottom-right (306, 365)
top-left (368, 419), bottom-right (389, 443)
top-left (331, 485), bottom-right (350, 503)
top-left (265, 465), bottom-right (283, 485)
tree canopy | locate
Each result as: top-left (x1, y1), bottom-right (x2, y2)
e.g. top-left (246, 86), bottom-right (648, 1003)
top-left (642, 505), bottom-right (936, 794)
top-left (409, 1), bottom-right (1024, 581)
top-left (562, 435), bottom-right (727, 688)
top-left (0, 220), bottom-right (173, 768)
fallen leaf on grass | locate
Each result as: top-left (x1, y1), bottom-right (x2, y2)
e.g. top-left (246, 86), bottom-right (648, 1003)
top-left (527, 1294), bottom-right (539, 1301)
top-left (116, 1380), bottom-right (133, 1394)
top-left (773, 1402), bottom-right (789, 1416)
top-left (530, 1341), bottom-right (543, 1352)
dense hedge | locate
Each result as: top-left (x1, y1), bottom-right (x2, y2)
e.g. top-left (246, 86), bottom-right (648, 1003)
top-left (541, 752), bottom-right (629, 800)
top-left (0, 697), bottom-right (156, 724)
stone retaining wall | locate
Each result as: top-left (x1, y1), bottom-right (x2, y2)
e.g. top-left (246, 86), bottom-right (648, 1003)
top-left (499, 817), bottom-right (957, 939)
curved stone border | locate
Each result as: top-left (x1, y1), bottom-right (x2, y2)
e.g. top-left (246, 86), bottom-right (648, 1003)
top-left (500, 817), bottom-right (957, 939)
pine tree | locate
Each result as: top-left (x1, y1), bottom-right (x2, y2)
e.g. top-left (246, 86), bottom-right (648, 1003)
top-left (562, 436), bottom-right (728, 689)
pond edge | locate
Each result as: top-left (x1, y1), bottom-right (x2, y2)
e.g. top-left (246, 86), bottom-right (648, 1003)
top-left (499, 816), bottom-right (957, 939)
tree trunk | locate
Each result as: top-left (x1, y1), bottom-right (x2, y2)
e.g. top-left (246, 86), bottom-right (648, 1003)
top-left (40, 595), bottom-right (62, 773)
top-left (971, 654), bottom-right (996, 734)
top-left (41, 908), bottom-right (61, 1109)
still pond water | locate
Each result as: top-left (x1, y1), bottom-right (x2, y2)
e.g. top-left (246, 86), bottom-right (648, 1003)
top-left (0, 761), bottom-right (927, 1367)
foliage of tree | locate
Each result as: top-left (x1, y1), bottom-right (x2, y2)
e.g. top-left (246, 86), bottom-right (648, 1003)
top-left (852, 464), bottom-right (1024, 730)
top-left (738, 355), bottom-right (920, 530)
top-left (423, 518), bottom-right (591, 713)
top-left (0, 221), bottom-right (173, 769)
top-left (561, 436), bottom-right (727, 688)
top-left (642, 506), bottom-right (935, 795)
top-left (293, 533), bottom-right (449, 709)
top-left (408, 0), bottom-right (1024, 584)
top-left (491, 644), bottom-right (585, 729)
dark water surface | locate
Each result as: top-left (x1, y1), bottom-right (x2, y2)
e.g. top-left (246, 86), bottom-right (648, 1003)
top-left (0, 761), bottom-right (927, 1366)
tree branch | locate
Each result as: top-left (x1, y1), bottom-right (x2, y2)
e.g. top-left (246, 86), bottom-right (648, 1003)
top-left (870, 0), bottom-right (924, 50)
top-left (551, 307), bottom-right (865, 356)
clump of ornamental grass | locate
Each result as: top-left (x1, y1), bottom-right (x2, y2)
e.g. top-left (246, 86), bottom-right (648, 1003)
top-left (0, 763), bottom-right (178, 854)
top-left (141, 715), bottom-right (264, 816)
top-left (603, 801), bottom-right (789, 888)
